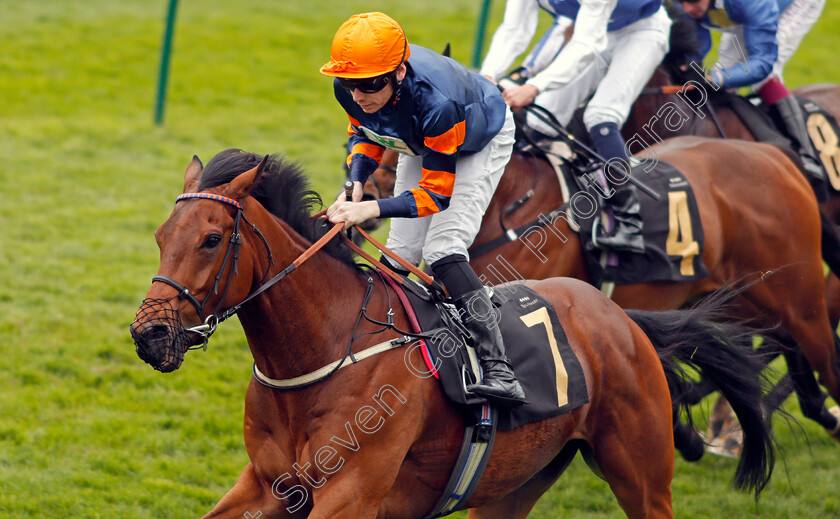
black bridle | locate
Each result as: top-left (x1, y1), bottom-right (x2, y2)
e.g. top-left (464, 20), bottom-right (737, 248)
top-left (151, 192), bottom-right (275, 349)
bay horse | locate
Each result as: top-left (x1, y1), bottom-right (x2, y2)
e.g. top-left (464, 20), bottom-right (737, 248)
top-left (624, 52), bottom-right (840, 442)
top-left (626, 35), bottom-right (840, 328)
top-left (465, 136), bottom-right (840, 445)
top-left (130, 149), bottom-right (773, 518)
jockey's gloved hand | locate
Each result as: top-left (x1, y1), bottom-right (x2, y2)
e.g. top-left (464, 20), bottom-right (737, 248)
top-left (498, 67), bottom-right (531, 90)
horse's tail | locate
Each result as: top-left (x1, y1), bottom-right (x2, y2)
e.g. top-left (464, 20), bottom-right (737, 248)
top-left (625, 291), bottom-right (775, 499)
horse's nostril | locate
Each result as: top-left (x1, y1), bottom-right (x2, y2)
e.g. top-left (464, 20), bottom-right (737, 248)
top-left (144, 323), bottom-right (172, 342)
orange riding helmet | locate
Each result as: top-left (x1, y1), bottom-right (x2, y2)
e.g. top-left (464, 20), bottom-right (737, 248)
top-left (320, 12), bottom-right (410, 79)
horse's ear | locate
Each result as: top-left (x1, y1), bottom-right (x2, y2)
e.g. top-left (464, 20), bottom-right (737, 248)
top-left (224, 154), bottom-right (268, 200)
top-left (183, 155), bottom-right (203, 193)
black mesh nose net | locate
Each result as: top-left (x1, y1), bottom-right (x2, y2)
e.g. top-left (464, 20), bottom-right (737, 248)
top-left (131, 296), bottom-right (191, 372)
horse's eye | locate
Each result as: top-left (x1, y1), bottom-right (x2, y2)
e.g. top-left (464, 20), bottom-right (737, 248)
top-left (202, 234), bottom-right (222, 249)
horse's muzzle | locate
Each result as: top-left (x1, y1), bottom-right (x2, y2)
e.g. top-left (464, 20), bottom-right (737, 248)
top-left (130, 297), bottom-right (192, 372)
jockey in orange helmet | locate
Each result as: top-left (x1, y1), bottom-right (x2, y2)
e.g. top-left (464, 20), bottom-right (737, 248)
top-left (323, 12), bottom-right (525, 406)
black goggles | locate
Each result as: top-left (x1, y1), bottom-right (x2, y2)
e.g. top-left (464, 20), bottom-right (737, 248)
top-left (338, 73), bottom-right (392, 94)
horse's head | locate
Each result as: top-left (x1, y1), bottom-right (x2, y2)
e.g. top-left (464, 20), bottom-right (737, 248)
top-left (130, 153), bottom-right (267, 372)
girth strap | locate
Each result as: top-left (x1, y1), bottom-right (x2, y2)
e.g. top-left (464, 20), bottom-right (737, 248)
top-left (251, 335), bottom-right (413, 389)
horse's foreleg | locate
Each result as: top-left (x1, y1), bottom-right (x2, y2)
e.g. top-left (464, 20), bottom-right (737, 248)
top-left (203, 463), bottom-right (296, 519)
top-left (304, 472), bottom-right (396, 519)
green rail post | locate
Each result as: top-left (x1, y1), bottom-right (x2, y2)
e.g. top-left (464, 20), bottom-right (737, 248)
top-left (154, 0), bottom-right (180, 125)
top-left (471, 0), bottom-right (493, 69)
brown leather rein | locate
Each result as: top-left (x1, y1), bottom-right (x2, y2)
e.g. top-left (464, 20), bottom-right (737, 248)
top-left (152, 193), bottom-right (436, 350)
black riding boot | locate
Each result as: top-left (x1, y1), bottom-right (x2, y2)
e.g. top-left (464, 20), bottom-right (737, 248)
top-left (773, 95), bottom-right (829, 201)
top-left (595, 186), bottom-right (645, 253)
top-left (453, 288), bottom-right (526, 406)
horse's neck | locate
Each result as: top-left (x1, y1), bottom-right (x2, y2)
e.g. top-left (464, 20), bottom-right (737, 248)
top-left (237, 210), bottom-right (371, 381)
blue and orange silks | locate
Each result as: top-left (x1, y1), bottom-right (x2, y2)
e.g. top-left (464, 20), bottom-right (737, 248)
top-left (336, 45), bottom-right (507, 218)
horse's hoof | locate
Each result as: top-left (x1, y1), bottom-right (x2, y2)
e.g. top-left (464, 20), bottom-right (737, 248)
top-left (828, 405), bottom-right (840, 441)
top-left (677, 429), bottom-right (706, 462)
top-left (705, 426), bottom-right (743, 459)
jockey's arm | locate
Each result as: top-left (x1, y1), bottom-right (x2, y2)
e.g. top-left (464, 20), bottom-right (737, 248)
top-left (525, 0), bottom-right (616, 94)
top-left (716, 0), bottom-right (780, 88)
top-left (480, 0), bottom-right (540, 82)
top-left (346, 114), bottom-right (385, 187)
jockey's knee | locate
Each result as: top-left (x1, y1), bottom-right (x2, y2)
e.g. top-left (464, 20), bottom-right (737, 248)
top-left (583, 109), bottom-right (624, 134)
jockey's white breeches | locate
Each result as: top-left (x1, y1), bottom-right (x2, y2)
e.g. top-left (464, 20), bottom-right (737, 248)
top-left (527, 4), bottom-right (672, 134)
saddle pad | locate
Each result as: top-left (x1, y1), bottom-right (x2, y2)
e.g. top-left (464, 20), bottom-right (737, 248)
top-left (798, 96), bottom-right (840, 193)
top-left (575, 160), bottom-right (709, 287)
top-left (401, 282), bottom-right (589, 431)
top-left (718, 93), bottom-right (839, 194)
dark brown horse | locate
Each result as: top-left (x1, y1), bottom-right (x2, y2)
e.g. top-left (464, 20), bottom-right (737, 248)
top-left (465, 136), bottom-right (840, 443)
top-left (627, 60), bottom-right (840, 327)
top-left (624, 60), bottom-right (840, 442)
top-left (130, 150), bottom-right (773, 518)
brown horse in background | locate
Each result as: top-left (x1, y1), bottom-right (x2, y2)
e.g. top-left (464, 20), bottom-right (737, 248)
top-left (627, 56), bottom-right (840, 329)
top-left (130, 150), bottom-right (773, 518)
top-left (465, 136), bottom-right (840, 445)
top-left (624, 60), bottom-right (840, 441)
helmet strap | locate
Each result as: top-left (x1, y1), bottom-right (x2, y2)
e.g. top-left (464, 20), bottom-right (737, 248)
top-left (387, 69), bottom-right (403, 106)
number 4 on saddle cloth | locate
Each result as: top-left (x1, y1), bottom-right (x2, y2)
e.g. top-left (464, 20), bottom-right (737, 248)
top-left (569, 161), bottom-right (711, 290)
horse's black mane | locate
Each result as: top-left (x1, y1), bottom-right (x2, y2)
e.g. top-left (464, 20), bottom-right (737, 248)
top-left (198, 148), bottom-right (359, 269)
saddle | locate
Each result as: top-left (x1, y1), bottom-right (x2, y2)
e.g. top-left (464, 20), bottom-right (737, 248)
top-left (471, 139), bottom-right (710, 292)
top-left (568, 160), bottom-right (710, 289)
top-left (391, 275), bottom-right (589, 430)
top-left (341, 227), bottom-right (588, 518)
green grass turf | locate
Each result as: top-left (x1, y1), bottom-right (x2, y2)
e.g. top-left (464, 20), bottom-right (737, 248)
top-left (1, 1), bottom-right (840, 517)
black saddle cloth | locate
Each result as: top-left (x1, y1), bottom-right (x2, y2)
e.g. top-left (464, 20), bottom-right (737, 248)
top-left (570, 160), bottom-right (709, 287)
top-left (399, 281), bottom-right (589, 431)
